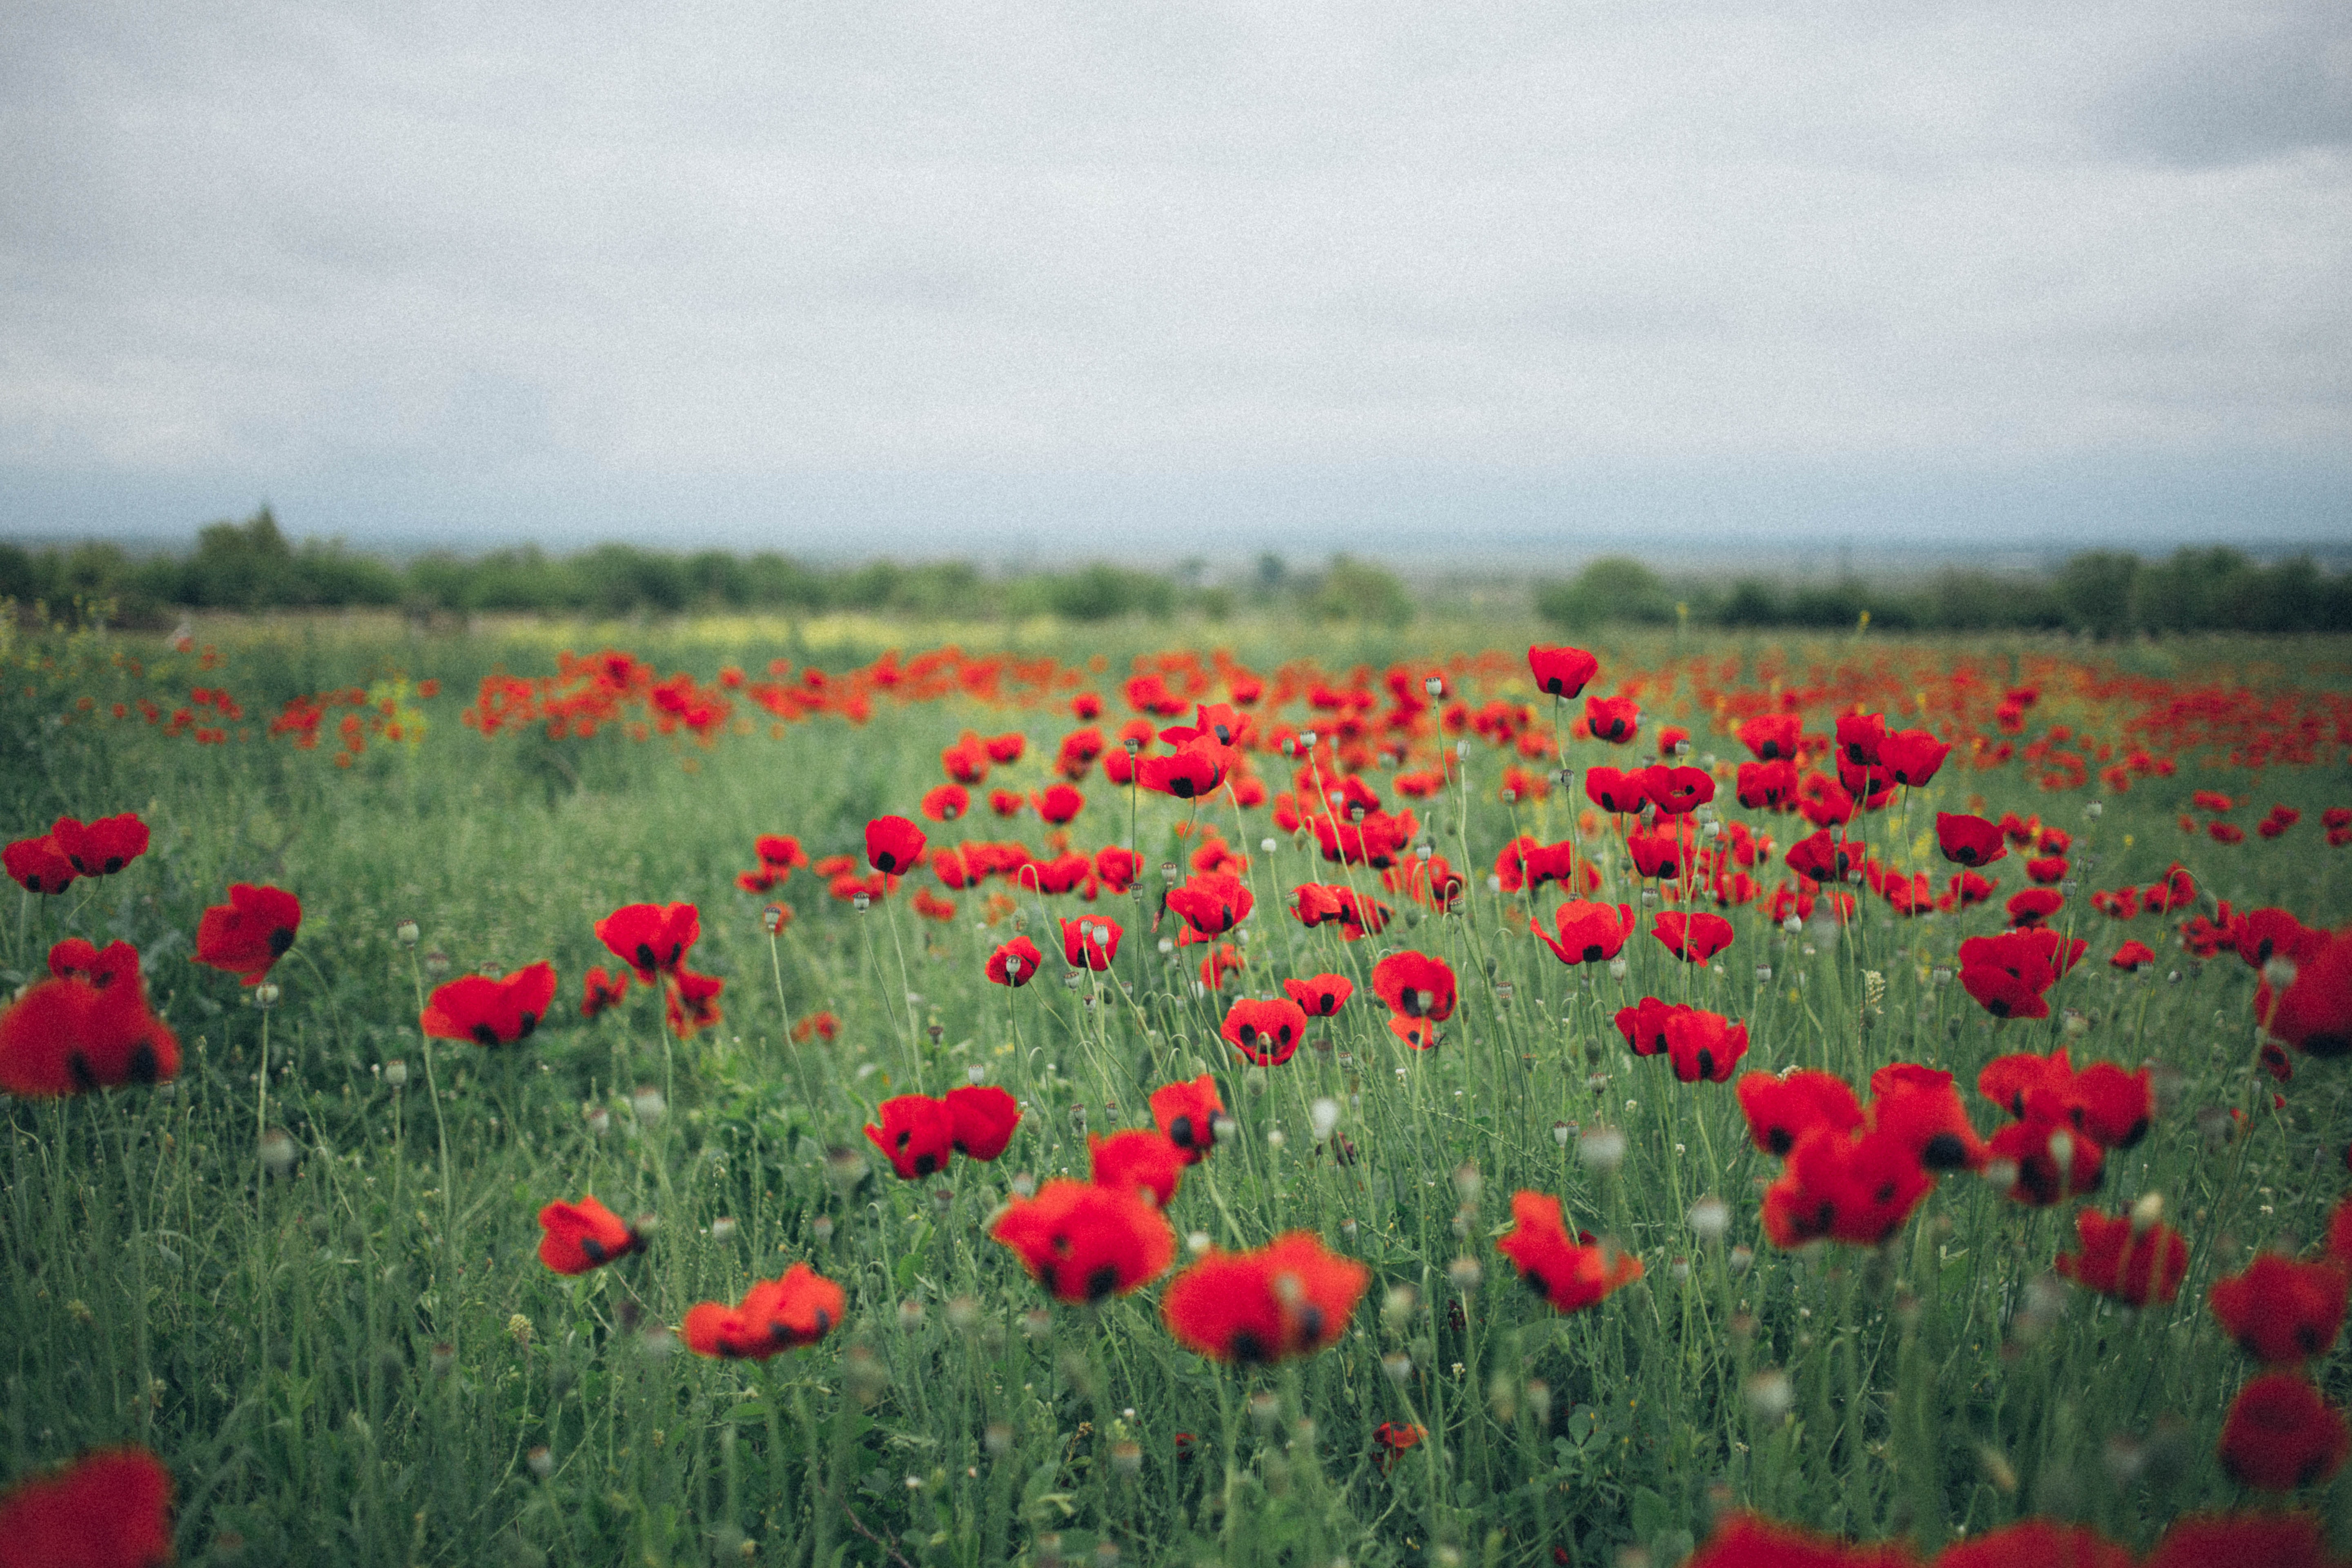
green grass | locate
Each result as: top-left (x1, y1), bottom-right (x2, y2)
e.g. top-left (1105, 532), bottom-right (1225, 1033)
top-left (4, 612), bottom-right (2350, 1567)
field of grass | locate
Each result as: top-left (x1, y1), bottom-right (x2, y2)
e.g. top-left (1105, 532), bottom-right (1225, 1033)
top-left (4, 609), bottom-right (2351, 1568)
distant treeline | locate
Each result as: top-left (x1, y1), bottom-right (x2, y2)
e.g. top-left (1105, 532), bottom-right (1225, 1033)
top-left (4, 508), bottom-right (2349, 636)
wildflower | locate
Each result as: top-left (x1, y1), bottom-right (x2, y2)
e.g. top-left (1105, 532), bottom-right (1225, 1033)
top-left (1162, 1231), bottom-right (1368, 1363)
top-left (991, 1178), bottom-right (1176, 1304)
top-left (1150, 1075), bottom-right (1224, 1164)
top-left (1536, 901), bottom-right (1636, 967)
top-left (682, 1263), bottom-right (846, 1358)
top-left (944, 1084), bottom-right (1021, 1160)
top-left (581, 966), bottom-right (630, 1018)
top-left (421, 962), bottom-right (559, 1047)
top-left (595, 902), bottom-right (700, 984)
top-left (1089, 1129), bottom-right (1185, 1208)
top-left (1653, 911), bottom-right (1735, 965)
top-left (0, 944), bottom-right (180, 1096)
top-left (986, 935), bottom-right (1043, 987)
top-left (865, 815), bottom-right (928, 875)
top-left (1525, 646), bottom-right (1599, 698)
top-left (866, 1096), bottom-right (956, 1180)
top-left (1221, 997), bottom-right (1309, 1067)
top-left (194, 882), bottom-right (303, 985)
top-left (0, 1446), bottom-right (174, 1568)
top-left (2219, 1373), bottom-right (2350, 1490)
top-left (2211, 1255), bottom-right (2348, 1365)
top-left (1936, 812), bottom-right (2008, 868)
top-left (1494, 1191), bottom-right (1642, 1314)
top-left (47, 813), bottom-right (151, 877)
top-left (2055, 1209), bottom-right (2188, 1307)
top-left (1737, 1069), bottom-right (1864, 1157)
top-left (1061, 917), bottom-right (1123, 972)
top-left (1282, 973), bottom-right (1354, 1016)
top-left (1371, 950), bottom-right (1457, 1022)
top-left (537, 1196), bottom-right (644, 1274)
top-left (1166, 871), bottom-right (1253, 938)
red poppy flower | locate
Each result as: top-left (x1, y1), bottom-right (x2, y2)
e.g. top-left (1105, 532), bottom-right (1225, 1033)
top-left (2267, 931), bottom-right (2352, 1058)
top-left (1653, 911), bottom-right (1734, 965)
top-left (920, 784), bottom-right (969, 822)
top-left (1372, 950), bottom-right (1457, 1021)
top-left (1877, 729), bottom-right (1951, 789)
top-left (942, 1084), bottom-right (1020, 1160)
top-left (1089, 1129), bottom-right (1185, 1208)
top-left (1526, 646), bottom-right (1599, 698)
top-left (48, 813), bottom-right (151, 877)
top-left (991, 1178), bottom-right (1176, 1304)
top-left (595, 902), bottom-right (700, 985)
top-left (421, 962), bottom-right (558, 1047)
top-left (1583, 695), bottom-right (1639, 744)
top-left (987, 935), bottom-right (1044, 987)
top-left (1733, 760), bottom-right (1797, 812)
top-left (1495, 1191), bottom-right (1643, 1313)
top-left (1662, 1008), bottom-right (1748, 1083)
top-left (683, 1263), bottom-right (846, 1359)
top-left (1092, 845), bottom-right (1141, 893)
top-left (1372, 1421), bottom-right (1426, 1469)
top-left (866, 815), bottom-right (928, 875)
top-left (1935, 1522), bottom-right (2129, 1568)
top-left (1222, 997), bottom-right (1309, 1067)
top-left (1029, 784), bottom-right (1085, 826)
top-left (866, 1094), bottom-right (956, 1180)
top-left (1936, 812), bottom-right (2007, 868)
top-left (0, 1446), bottom-right (174, 1568)
top-left (1738, 1069), bottom-right (1864, 1156)
top-left (1583, 766), bottom-right (1651, 815)
top-left (3, 834), bottom-right (78, 895)
top-left (1151, 1074), bottom-right (1224, 1164)
top-left (1986, 1113), bottom-right (2104, 1206)
top-left (1866, 1063), bottom-right (1984, 1172)
top-left (1834, 712), bottom-right (1886, 769)
top-left (2143, 1513), bottom-right (2340, 1568)
top-left (755, 834), bottom-right (809, 871)
top-left (2212, 1255), bottom-right (2348, 1365)
top-left (1626, 822), bottom-right (1696, 881)
top-left (0, 960), bottom-right (180, 1097)
top-left (537, 1195), bottom-right (644, 1274)
top-left (1283, 973), bottom-right (1353, 1016)
top-left (1538, 901), bottom-right (1636, 966)
top-left (1737, 713), bottom-right (1804, 762)
top-left (1642, 765), bottom-right (1715, 816)
top-left (1061, 916), bottom-right (1122, 972)
top-left (1784, 830), bottom-right (1861, 886)
top-left (2220, 1373), bottom-right (2350, 1490)
top-left (1138, 740), bottom-right (1226, 800)
top-left (1760, 1127), bottom-right (1932, 1248)
top-left (2054, 1209), bottom-right (2187, 1307)
top-left (1198, 941), bottom-right (1245, 990)
top-left (1166, 871), bottom-right (1253, 937)
top-left (194, 882), bottom-right (302, 985)
top-left (1162, 1231), bottom-right (1368, 1363)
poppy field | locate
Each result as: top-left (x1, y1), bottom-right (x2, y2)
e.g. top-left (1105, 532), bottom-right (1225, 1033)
top-left (4, 611), bottom-right (2352, 1568)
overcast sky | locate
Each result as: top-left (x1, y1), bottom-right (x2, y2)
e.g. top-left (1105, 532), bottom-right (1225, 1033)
top-left (3, 0), bottom-right (2348, 561)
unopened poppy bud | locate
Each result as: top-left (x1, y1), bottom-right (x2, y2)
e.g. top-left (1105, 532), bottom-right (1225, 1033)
top-left (2131, 1191), bottom-right (2165, 1233)
top-left (394, 919), bottom-right (420, 947)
